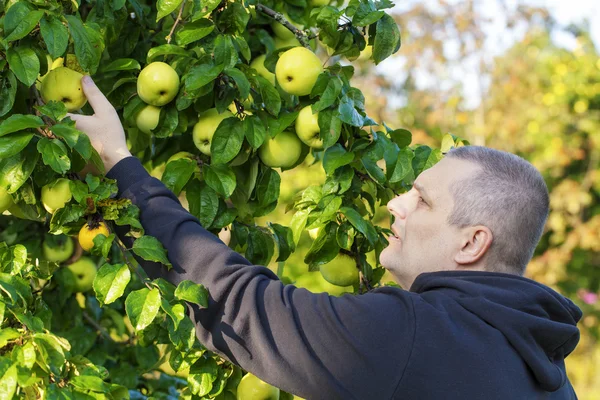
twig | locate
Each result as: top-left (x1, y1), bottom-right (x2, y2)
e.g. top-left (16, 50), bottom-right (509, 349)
top-left (166, 1), bottom-right (186, 44)
top-left (30, 86), bottom-right (57, 138)
top-left (83, 311), bottom-right (130, 345)
top-left (255, 4), bottom-right (311, 48)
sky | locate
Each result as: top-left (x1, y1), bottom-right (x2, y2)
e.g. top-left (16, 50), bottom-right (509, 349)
top-left (376, 0), bottom-right (600, 109)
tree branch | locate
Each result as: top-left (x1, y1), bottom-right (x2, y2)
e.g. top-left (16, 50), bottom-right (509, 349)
top-left (166, 1), bottom-right (186, 44)
top-left (83, 311), bottom-right (130, 345)
top-left (255, 4), bottom-right (311, 48)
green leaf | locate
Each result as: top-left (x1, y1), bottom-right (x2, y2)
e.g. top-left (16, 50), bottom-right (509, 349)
top-left (0, 329), bottom-right (20, 349)
top-left (175, 280), bottom-right (209, 308)
top-left (0, 358), bottom-right (17, 399)
top-left (373, 13), bottom-right (401, 65)
top-left (33, 334), bottom-right (67, 376)
top-left (246, 227), bottom-right (274, 266)
top-left (0, 133), bottom-right (33, 159)
top-left (269, 223), bottom-right (295, 262)
top-left (65, 16), bottom-right (104, 74)
top-left (161, 299), bottom-right (185, 329)
top-left (352, 3), bottom-right (385, 26)
top-left (389, 147), bottom-right (414, 183)
top-left (51, 121), bottom-right (81, 148)
top-left (192, 0), bottom-right (221, 20)
top-left (6, 46), bottom-right (40, 87)
top-left (40, 16), bottom-right (70, 59)
top-left (132, 236), bottom-right (172, 267)
top-left (13, 341), bottom-right (36, 369)
top-left (256, 76), bottom-right (281, 116)
top-left (0, 145), bottom-right (39, 193)
top-left (176, 18), bottom-right (215, 46)
top-left (304, 223), bottom-right (339, 270)
top-left (243, 115), bottom-right (267, 149)
top-left (3, 2), bottom-right (31, 37)
top-left (99, 58), bottom-right (141, 73)
top-left (70, 375), bottom-right (111, 393)
top-left (226, 68), bottom-right (251, 100)
top-left (312, 76), bottom-right (343, 112)
top-left (256, 168), bottom-right (280, 208)
top-left (318, 109), bottom-right (342, 148)
top-left (167, 316), bottom-right (196, 352)
top-left (184, 62), bottom-right (224, 91)
top-left (0, 72), bottom-right (18, 118)
top-left (37, 138), bottom-right (71, 174)
top-left (339, 207), bottom-right (378, 245)
top-left (125, 288), bottom-right (161, 331)
top-left (147, 44), bottom-right (192, 63)
top-left (0, 114), bottom-right (44, 137)
top-left (4, 9), bottom-right (44, 42)
top-left (188, 356), bottom-right (218, 396)
top-left (337, 95), bottom-right (364, 127)
top-left (204, 164), bottom-right (237, 198)
top-left (157, 0), bottom-right (184, 22)
top-left (93, 263), bottom-right (131, 306)
top-left (323, 144), bottom-right (354, 174)
top-left (362, 158), bottom-right (386, 185)
top-left (187, 181), bottom-right (219, 227)
top-left (211, 117), bottom-right (244, 164)
top-left (162, 158), bottom-right (195, 196)
top-left (388, 128), bottom-right (412, 148)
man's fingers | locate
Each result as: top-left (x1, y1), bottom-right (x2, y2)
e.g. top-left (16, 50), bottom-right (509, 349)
top-left (80, 75), bottom-right (115, 116)
top-left (65, 113), bottom-right (83, 122)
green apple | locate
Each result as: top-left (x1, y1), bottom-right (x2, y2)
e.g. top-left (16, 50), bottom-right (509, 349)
top-left (319, 253), bottom-right (359, 287)
top-left (40, 67), bottom-right (87, 112)
top-left (43, 235), bottom-right (74, 263)
top-left (258, 131), bottom-right (303, 169)
top-left (36, 56), bottom-right (65, 91)
top-left (275, 48), bottom-right (324, 96)
top-left (41, 178), bottom-right (72, 214)
top-left (356, 45), bottom-right (373, 62)
top-left (135, 104), bottom-right (161, 134)
top-left (274, 37), bottom-right (301, 50)
top-left (192, 108), bottom-right (234, 156)
top-left (310, 0), bottom-right (330, 6)
top-left (0, 187), bottom-right (14, 214)
top-left (137, 62), bottom-right (180, 106)
top-left (250, 55), bottom-right (276, 86)
top-left (66, 256), bottom-right (97, 292)
top-left (295, 105), bottom-right (323, 149)
top-left (271, 12), bottom-right (302, 41)
top-left (236, 373), bottom-right (280, 400)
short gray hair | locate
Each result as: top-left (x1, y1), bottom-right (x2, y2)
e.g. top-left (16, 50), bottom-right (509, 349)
top-left (444, 146), bottom-right (550, 275)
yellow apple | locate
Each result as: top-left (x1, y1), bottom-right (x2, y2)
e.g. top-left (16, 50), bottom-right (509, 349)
top-left (250, 55), bottom-right (276, 86)
top-left (41, 178), bottom-right (72, 214)
top-left (137, 62), bottom-right (180, 106)
top-left (78, 221), bottom-right (110, 252)
top-left (0, 187), bottom-right (14, 214)
top-left (40, 67), bottom-right (87, 112)
top-left (36, 56), bottom-right (65, 91)
top-left (271, 12), bottom-right (302, 41)
top-left (295, 105), bottom-right (323, 149)
top-left (192, 108), bottom-right (234, 156)
top-left (258, 131), bottom-right (303, 169)
top-left (236, 373), bottom-right (280, 400)
top-left (66, 256), bottom-right (97, 292)
top-left (275, 48), bottom-right (323, 96)
top-left (135, 104), bottom-right (161, 134)
top-left (319, 253), bottom-right (359, 287)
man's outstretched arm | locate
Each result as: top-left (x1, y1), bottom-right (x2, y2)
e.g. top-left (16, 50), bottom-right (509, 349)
top-left (106, 156), bottom-right (415, 399)
top-left (71, 76), bottom-right (416, 400)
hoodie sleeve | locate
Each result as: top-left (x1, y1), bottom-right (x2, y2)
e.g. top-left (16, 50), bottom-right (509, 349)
top-left (106, 156), bottom-right (416, 400)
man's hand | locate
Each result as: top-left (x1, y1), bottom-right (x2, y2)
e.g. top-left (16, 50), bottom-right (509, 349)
top-left (66, 75), bottom-right (132, 173)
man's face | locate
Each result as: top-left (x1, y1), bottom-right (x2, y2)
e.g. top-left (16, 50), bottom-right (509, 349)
top-left (380, 157), bottom-right (480, 288)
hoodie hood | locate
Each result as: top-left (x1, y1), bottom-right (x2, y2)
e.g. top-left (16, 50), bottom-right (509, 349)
top-left (410, 271), bottom-right (583, 392)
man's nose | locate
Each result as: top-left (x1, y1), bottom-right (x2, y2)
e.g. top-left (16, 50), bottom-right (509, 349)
top-left (387, 194), bottom-right (409, 219)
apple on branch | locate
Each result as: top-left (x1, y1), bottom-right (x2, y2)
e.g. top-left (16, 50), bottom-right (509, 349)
top-left (296, 105), bottom-right (323, 149)
top-left (258, 131), bottom-right (303, 169)
top-left (192, 108), bottom-right (234, 156)
top-left (275, 47), bottom-right (324, 96)
top-left (41, 178), bottom-right (72, 214)
top-left (319, 253), bottom-right (359, 287)
top-left (137, 62), bottom-right (180, 107)
top-left (66, 256), bottom-right (97, 292)
top-left (250, 55), bottom-right (276, 86)
top-left (135, 104), bottom-right (161, 134)
top-left (40, 67), bottom-right (88, 112)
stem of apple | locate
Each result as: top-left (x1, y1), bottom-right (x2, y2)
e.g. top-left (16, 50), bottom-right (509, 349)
top-left (255, 4), bottom-right (311, 49)
top-left (166, 1), bottom-right (186, 44)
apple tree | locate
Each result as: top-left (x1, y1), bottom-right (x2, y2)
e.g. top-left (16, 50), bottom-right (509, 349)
top-left (0, 0), bottom-right (463, 398)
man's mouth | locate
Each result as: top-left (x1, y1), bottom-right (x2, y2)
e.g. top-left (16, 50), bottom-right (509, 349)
top-left (389, 227), bottom-right (401, 241)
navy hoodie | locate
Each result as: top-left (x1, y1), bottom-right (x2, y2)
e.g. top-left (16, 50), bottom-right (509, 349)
top-left (107, 156), bottom-right (582, 400)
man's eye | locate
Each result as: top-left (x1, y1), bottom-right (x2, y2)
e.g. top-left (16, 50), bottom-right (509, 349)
top-left (419, 197), bottom-right (427, 204)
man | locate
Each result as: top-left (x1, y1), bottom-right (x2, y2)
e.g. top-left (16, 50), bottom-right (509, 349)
top-left (68, 76), bottom-right (581, 399)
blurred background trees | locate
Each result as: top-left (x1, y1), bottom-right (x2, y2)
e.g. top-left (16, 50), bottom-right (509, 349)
top-left (261, 0), bottom-right (600, 397)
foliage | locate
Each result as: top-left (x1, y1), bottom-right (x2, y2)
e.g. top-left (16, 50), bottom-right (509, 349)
top-left (0, 0), bottom-right (453, 398)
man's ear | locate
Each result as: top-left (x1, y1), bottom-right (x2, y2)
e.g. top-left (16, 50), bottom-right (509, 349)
top-left (454, 226), bottom-right (493, 265)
